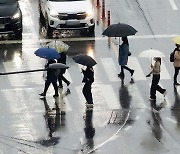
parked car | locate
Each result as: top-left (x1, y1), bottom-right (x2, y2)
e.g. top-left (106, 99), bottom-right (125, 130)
top-left (0, 0), bottom-right (22, 39)
top-left (39, 0), bottom-right (95, 38)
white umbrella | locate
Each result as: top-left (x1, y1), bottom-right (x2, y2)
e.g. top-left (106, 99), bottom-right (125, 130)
top-left (138, 49), bottom-right (165, 58)
top-left (47, 40), bottom-right (69, 53)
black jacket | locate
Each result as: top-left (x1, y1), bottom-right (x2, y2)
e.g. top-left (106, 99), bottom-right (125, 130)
top-left (82, 67), bottom-right (94, 84)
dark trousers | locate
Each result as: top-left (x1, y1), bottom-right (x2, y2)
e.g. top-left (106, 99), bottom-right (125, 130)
top-left (43, 80), bottom-right (58, 95)
top-left (82, 83), bottom-right (93, 104)
top-left (150, 74), bottom-right (165, 99)
top-left (121, 66), bottom-right (132, 73)
top-left (174, 67), bottom-right (180, 84)
top-left (58, 71), bottom-right (69, 87)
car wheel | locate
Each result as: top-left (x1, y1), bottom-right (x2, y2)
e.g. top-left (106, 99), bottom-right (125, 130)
top-left (14, 30), bottom-right (22, 40)
top-left (88, 25), bottom-right (95, 36)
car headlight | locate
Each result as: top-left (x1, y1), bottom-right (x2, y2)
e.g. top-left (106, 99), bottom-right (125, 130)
top-left (12, 10), bottom-right (21, 19)
top-left (86, 9), bottom-right (93, 17)
top-left (50, 10), bottom-right (59, 18)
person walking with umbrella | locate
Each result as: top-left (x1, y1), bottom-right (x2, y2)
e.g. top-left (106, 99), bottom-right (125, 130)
top-left (39, 59), bottom-right (59, 97)
top-left (57, 51), bottom-right (70, 88)
top-left (82, 66), bottom-right (94, 107)
top-left (118, 37), bottom-right (134, 79)
top-left (146, 57), bottom-right (167, 101)
top-left (72, 54), bottom-right (96, 107)
top-left (173, 44), bottom-right (180, 86)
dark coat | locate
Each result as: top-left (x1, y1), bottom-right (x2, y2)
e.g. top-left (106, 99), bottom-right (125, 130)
top-left (118, 43), bottom-right (129, 66)
top-left (57, 52), bottom-right (66, 64)
top-left (82, 67), bottom-right (94, 84)
top-left (46, 59), bottom-right (57, 82)
top-left (57, 52), bottom-right (66, 74)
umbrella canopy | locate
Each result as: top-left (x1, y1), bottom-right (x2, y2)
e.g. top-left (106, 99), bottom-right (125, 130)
top-left (34, 47), bottom-right (60, 60)
top-left (47, 40), bottom-right (69, 53)
top-left (48, 63), bottom-right (69, 69)
top-left (72, 54), bottom-right (97, 66)
top-left (102, 23), bottom-right (137, 37)
top-left (173, 36), bottom-right (180, 45)
top-left (138, 49), bottom-right (165, 58)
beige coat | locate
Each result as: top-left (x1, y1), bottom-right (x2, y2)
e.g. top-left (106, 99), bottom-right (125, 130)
top-left (174, 50), bottom-right (180, 67)
top-left (152, 61), bottom-right (161, 74)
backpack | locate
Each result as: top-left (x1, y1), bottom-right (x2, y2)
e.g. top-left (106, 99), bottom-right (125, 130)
top-left (170, 50), bottom-right (175, 62)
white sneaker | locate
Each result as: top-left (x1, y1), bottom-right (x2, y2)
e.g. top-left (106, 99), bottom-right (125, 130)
top-left (149, 97), bottom-right (156, 101)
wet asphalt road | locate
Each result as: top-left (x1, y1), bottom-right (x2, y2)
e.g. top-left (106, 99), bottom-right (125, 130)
top-left (1, 0), bottom-right (180, 153)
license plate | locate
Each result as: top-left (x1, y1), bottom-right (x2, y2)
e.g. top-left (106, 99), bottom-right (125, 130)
top-left (66, 20), bottom-right (80, 26)
top-left (0, 24), bottom-right (5, 29)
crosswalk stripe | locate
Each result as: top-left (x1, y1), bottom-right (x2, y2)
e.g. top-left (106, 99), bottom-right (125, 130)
top-left (60, 95), bottom-right (72, 112)
top-left (100, 58), bottom-right (119, 82)
top-left (160, 60), bottom-right (171, 80)
top-left (128, 84), bottom-right (148, 110)
top-left (101, 85), bottom-right (121, 109)
top-left (64, 70), bottom-right (73, 83)
top-left (74, 86), bottom-right (86, 106)
top-left (165, 117), bottom-right (177, 123)
top-left (128, 57), bottom-right (147, 81)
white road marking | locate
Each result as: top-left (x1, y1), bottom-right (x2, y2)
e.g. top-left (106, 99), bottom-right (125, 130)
top-left (169, 0), bottom-right (178, 10)
top-left (100, 58), bottom-right (119, 82)
top-left (128, 84), bottom-right (147, 110)
top-left (64, 70), bottom-right (73, 83)
top-left (160, 59), bottom-right (171, 80)
top-left (165, 117), bottom-right (177, 123)
top-left (74, 86), bottom-right (86, 106)
top-left (101, 85), bottom-right (121, 109)
top-left (128, 57), bottom-right (147, 80)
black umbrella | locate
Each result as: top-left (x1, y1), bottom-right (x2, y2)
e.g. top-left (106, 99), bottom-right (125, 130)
top-left (72, 54), bottom-right (97, 66)
top-left (48, 63), bottom-right (69, 69)
top-left (102, 23), bottom-right (137, 37)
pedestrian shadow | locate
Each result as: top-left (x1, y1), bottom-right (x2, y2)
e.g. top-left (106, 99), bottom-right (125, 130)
top-left (40, 97), bottom-right (61, 138)
top-left (81, 107), bottom-right (95, 152)
top-left (171, 86), bottom-right (180, 129)
top-left (119, 79), bottom-right (132, 109)
top-left (37, 92), bottom-right (69, 147)
top-left (108, 80), bottom-right (135, 125)
top-left (147, 102), bottom-right (163, 143)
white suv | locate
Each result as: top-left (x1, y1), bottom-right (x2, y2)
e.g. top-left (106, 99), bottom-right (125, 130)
top-left (39, 0), bottom-right (95, 38)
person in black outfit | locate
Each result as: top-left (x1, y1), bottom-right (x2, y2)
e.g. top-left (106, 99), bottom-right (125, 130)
top-left (57, 52), bottom-right (70, 88)
top-left (82, 66), bottom-right (94, 106)
top-left (39, 59), bottom-right (59, 97)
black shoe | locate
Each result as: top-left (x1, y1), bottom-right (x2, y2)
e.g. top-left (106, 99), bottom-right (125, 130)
top-left (130, 70), bottom-right (135, 76)
top-left (67, 81), bottom-right (70, 86)
top-left (65, 88), bottom-right (71, 95)
top-left (118, 73), bottom-right (124, 79)
top-left (39, 93), bottom-right (46, 97)
top-left (53, 94), bottom-right (59, 98)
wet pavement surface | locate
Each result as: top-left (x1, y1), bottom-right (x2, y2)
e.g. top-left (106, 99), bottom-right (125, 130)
top-left (1, 0), bottom-right (180, 153)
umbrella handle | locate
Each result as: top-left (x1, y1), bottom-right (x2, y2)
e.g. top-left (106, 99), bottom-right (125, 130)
top-left (149, 57), bottom-right (152, 70)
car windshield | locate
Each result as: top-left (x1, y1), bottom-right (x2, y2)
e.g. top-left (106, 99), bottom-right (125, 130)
top-left (0, 0), bottom-right (17, 4)
top-left (49, 0), bottom-right (85, 1)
